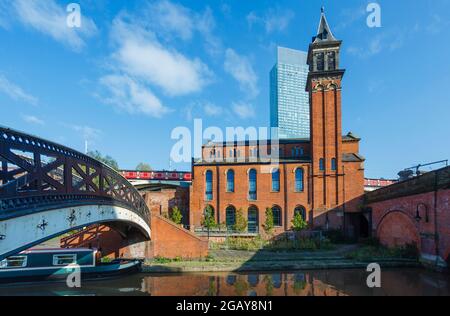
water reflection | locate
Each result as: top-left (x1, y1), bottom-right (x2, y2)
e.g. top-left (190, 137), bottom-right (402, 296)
top-left (0, 269), bottom-right (449, 296)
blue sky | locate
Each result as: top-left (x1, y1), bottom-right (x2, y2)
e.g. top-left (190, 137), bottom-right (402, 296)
top-left (0, 0), bottom-right (449, 179)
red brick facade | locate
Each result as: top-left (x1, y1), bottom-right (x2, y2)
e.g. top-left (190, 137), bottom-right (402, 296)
top-left (367, 166), bottom-right (450, 268)
top-left (141, 186), bottom-right (190, 226)
top-left (189, 13), bottom-right (365, 237)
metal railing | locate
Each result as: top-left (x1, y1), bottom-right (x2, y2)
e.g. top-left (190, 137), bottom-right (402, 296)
top-left (0, 126), bottom-right (150, 224)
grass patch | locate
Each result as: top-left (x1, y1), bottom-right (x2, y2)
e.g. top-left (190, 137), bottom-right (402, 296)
top-left (211, 235), bottom-right (336, 252)
top-left (345, 243), bottom-right (419, 260)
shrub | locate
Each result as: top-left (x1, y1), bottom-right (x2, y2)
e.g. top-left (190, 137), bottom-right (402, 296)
top-left (291, 212), bottom-right (308, 231)
top-left (201, 205), bottom-right (216, 229)
top-left (263, 207), bottom-right (274, 234)
top-left (170, 206), bottom-right (183, 225)
top-left (234, 208), bottom-right (248, 233)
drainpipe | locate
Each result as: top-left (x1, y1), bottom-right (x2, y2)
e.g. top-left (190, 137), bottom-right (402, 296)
top-left (433, 170), bottom-right (440, 268)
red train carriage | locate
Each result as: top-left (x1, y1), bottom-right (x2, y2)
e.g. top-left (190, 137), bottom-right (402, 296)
top-left (120, 170), bottom-right (192, 181)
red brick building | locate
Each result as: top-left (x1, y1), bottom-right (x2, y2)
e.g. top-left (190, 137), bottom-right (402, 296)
top-left (190, 12), bottom-right (366, 238)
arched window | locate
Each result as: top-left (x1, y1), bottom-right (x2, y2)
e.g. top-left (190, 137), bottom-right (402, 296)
top-left (226, 206), bottom-right (236, 230)
top-left (295, 168), bottom-right (304, 192)
top-left (248, 169), bottom-right (257, 200)
top-left (248, 274), bottom-right (259, 287)
top-left (331, 158), bottom-right (337, 171)
top-left (272, 168), bottom-right (280, 192)
top-left (327, 51), bottom-right (336, 70)
top-left (226, 169), bottom-right (235, 192)
top-left (294, 206), bottom-right (307, 221)
top-left (226, 275), bottom-right (236, 285)
top-left (205, 170), bottom-right (213, 201)
top-left (319, 158), bottom-right (325, 171)
top-left (316, 52), bottom-right (325, 71)
top-left (248, 206), bottom-right (259, 233)
top-left (272, 205), bottom-right (282, 227)
top-left (272, 274), bottom-right (282, 288)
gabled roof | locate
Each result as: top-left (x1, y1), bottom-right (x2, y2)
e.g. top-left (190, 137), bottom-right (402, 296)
top-left (312, 7), bottom-right (338, 43)
top-left (342, 132), bottom-right (361, 142)
top-left (342, 153), bottom-right (365, 162)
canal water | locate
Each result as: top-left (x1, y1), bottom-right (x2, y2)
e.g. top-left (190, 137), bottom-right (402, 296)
top-left (0, 268), bottom-right (449, 296)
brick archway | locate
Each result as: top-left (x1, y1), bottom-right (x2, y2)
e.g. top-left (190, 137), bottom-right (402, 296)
top-left (377, 211), bottom-right (420, 249)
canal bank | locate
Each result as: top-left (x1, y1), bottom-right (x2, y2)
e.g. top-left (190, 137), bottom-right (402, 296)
top-left (142, 246), bottom-right (423, 273)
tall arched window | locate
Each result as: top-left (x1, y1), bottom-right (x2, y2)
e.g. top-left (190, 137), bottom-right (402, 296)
top-left (248, 206), bottom-right (259, 233)
top-left (294, 206), bottom-right (307, 221)
top-left (295, 168), bottom-right (304, 192)
top-left (319, 158), bottom-right (325, 171)
top-left (205, 170), bottom-right (213, 201)
top-left (272, 168), bottom-right (280, 192)
top-left (226, 169), bottom-right (235, 192)
top-left (248, 169), bottom-right (257, 200)
top-left (331, 158), bottom-right (337, 171)
top-left (226, 206), bottom-right (236, 231)
top-left (272, 205), bottom-right (282, 227)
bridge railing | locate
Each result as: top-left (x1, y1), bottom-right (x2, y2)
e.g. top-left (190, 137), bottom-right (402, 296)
top-left (0, 126), bottom-right (150, 224)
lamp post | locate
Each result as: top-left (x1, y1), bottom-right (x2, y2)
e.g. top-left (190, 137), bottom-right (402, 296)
top-left (415, 203), bottom-right (429, 223)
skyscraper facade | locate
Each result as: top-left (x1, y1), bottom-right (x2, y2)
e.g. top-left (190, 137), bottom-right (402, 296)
top-left (270, 47), bottom-right (310, 139)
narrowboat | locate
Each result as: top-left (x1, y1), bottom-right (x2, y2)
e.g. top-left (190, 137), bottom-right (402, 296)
top-left (0, 248), bottom-right (142, 284)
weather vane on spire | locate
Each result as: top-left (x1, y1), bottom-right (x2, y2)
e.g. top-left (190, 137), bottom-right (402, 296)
top-left (321, 6), bottom-right (325, 14)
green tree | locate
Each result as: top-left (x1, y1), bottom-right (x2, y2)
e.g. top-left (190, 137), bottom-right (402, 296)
top-left (201, 205), bottom-right (216, 230)
top-left (170, 206), bottom-right (183, 225)
top-left (234, 208), bottom-right (248, 233)
top-left (87, 150), bottom-right (119, 171)
top-left (136, 162), bottom-right (152, 171)
top-left (263, 207), bottom-right (274, 234)
top-left (292, 212), bottom-right (308, 232)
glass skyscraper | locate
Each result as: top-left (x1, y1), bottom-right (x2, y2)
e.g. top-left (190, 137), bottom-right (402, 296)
top-left (270, 47), bottom-right (310, 139)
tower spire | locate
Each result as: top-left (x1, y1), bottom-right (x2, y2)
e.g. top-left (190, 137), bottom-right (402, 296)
top-left (313, 7), bottom-right (337, 43)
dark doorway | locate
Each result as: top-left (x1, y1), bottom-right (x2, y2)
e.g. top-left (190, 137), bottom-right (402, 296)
top-left (359, 214), bottom-right (369, 238)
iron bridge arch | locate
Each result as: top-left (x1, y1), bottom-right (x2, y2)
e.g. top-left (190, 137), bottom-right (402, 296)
top-left (0, 126), bottom-right (150, 259)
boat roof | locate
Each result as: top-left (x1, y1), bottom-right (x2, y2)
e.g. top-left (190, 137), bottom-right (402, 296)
top-left (19, 248), bottom-right (96, 254)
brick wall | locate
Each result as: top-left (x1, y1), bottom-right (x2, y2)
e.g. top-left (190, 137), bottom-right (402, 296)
top-left (142, 186), bottom-right (190, 226)
top-left (61, 213), bottom-right (208, 260)
top-left (367, 167), bottom-right (450, 268)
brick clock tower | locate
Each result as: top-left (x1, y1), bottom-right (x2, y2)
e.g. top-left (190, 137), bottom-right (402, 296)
top-left (307, 9), bottom-right (347, 226)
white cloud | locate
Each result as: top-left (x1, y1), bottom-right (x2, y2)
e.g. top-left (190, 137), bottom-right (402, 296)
top-left (347, 29), bottom-right (407, 58)
top-left (232, 102), bottom-right (255, 119)
top-left (145, 0), bottom-right (194, 41)
top-left (0, 75), bottom-right (38, 105)
top-left (22, 115), bottom-right (44, 125)
top-left (426, 14), bottom-right (450, 34)
top-left (99, 74), bottom-right (171, 118)
top-left (65, 124), bottom-right (102, 142)
top-left (224, 49), bottom-right (259, 98)
top-left (111, 17), bottom-right (213, 97)
top-left (203, 102), bottom-right (223, 117)
top-left (183, 101), bottom-right (223, 120)
top-left (11, 0), bottom-right (97, 51)
top-left (197, 7), bottom-right (222, 57)
top-left (247, 8), bottom-right (294, 33)
top-left (143, 1), bottom-right (222, 56)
